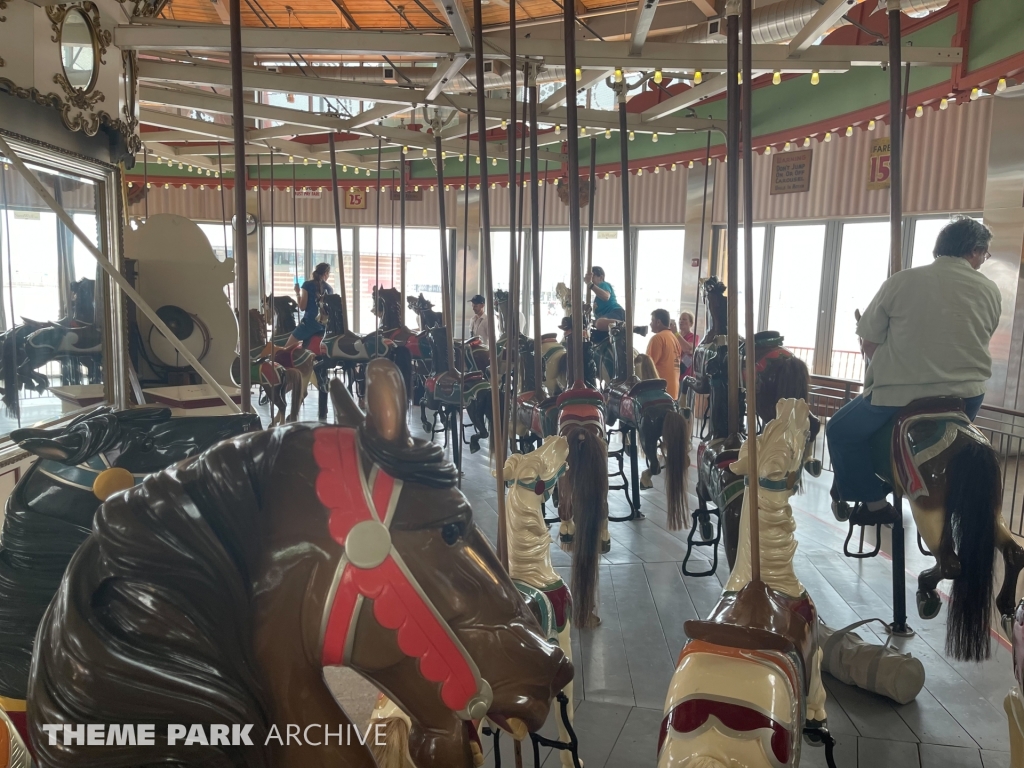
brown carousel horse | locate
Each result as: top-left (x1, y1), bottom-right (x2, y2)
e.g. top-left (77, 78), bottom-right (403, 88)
top-left (27, 360), bottom-right (573, 768)
top-left (681, 276), bottom-right (813, 575)
top-left (234, 308), bottom-right (312, 425)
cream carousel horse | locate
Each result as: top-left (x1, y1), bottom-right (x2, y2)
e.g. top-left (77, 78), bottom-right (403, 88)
top-left (659, 399), bottom-right (827, 768)
top-left (505, 436), bottom-right (577, 766)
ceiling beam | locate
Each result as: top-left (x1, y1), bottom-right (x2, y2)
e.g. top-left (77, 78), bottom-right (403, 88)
top-left (139, 109), bottom-right (234, 139)
top-left (426, 54), bottom-right (470, 101)
top-left (639, 74), bottom-right (726, 120)
top-left (208, 0), bottom-right (230, 24)
top-left (690, 0), bottom-right (716, 18)
top-left (142, 140), bottom-right (225, 172)
top-left (540, 68), bottom-right (613, 113)
top-left (429, 0), bottom-right (473, 50)
top-left (788, 0), bottom-right (856, 54)
top-left (630, 0), bottom-right (661, 56)
top-left (137, 59), bottom-right (426, 107)
top-left (338, 103), bottom-right (411, 131)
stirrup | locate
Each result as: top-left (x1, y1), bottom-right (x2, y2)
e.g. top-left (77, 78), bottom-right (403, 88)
top-left (843, 520), bottom-right (882, 559)
top-left (682, 508), bottom-right (722, 577)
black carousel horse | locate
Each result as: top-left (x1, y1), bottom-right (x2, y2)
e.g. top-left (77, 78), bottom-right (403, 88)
top-left (681, 276), bottom-right (814, 576)
top-left (0, 405), bottom-right (259, 748)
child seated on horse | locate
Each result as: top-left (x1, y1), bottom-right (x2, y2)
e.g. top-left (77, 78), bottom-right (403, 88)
top-left (825, 217), bottom-right (1001, 526)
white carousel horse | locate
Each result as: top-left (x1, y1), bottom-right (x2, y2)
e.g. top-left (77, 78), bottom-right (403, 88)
top-left (505, 436), bottom-right (577, 766)
top-left (659, 398), bottom-right (826, 768)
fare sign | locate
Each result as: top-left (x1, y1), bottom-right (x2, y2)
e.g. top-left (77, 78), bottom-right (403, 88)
top-left (868, 137), bottom-right (892, 190)
top-left (770, 149), bottom-right (813, 195)
top-left (344, 188), bottom-right (367, 209)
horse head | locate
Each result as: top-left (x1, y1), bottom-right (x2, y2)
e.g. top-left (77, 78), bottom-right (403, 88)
top-left (372, 286), bottom-right (403, 329)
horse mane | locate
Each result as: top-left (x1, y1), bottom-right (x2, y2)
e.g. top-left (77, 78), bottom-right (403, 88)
top-left (359, 423), bottom-right (457, 489)
top-left (322, 293), bottom-right (347, 334)
top-left (756, 354), bottom-right (809, 408)
top-left (12, 406), bottom-right (172, 465)
top-left (30, 427), bottom-right (289, 768)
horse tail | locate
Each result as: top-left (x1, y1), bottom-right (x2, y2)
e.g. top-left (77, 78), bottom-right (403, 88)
top-left (635, 353), bottom-right (658, 381)
top-left (2, 329), bottom-right (20, 420)
top-left (946, 439), bottom-right (999, 662)
top-left (285, 368), bottom-right (304, 423)
top-left (565, 426), bottom-right (608, 629)
top-left (663, 408), bottom-right (691, 531)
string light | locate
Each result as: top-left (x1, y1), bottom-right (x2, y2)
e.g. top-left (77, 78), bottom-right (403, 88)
top-left (317, 159), bottom-right (323, 168)
top-left (430, 185), bottom-right (435, 191)
top-left (737, 71), bottom-right (743, 84)
top-left (492, 156), bottom-right (497, 166)
top-left (605, 129), bottom-right (612, 139)
top-left (206, 169), bottom-right (211, 176)
top-left (164, 183), bottom-right (169, 189)
top-left (445, 184), bottom-right (450, 191)
top-left (575, 67), bottom-right (582, 80)
top-left (784, 142), bottom-right (791, 151)
top-left (342, 165), bottom-right (347, 172)
top-left (997, 78), bottom-right (1007, 92)
top-left (303, 158), bottom-right (309, 165)
top-left (614, 68), bottom-right (623, 83)
top-left (441, 151), bottom-right (447, 159)
top-left (402, 146), bottom-right (408, 154)
top-left (652, 132), bottom-right (658, 143)
top-left (553, 178), bottom-right (559, 186)
top-left (460, 184), bottom-right (465, 190)
top-left (146, 182), bottom-right (151, 189)
top-left (157, 157), bottom-right (163, 165)
top-left (288, 155), bottom-right (294, 163)
top-left (539, 178), bottom-right (544, 186)
top-left (687, 160), bottom-right (694, 169)
top-left (693, 70), bottom-right (702, 85)
top-left (491, 182), bottom-right (496, 189)
top-left (459, 153), bottom-right (465, 162)
top-left (555, 124), bottom-right (561, 135)
top-left (629, 131), bottom-right (635, 141)
top-left (654, 166), bottom-right (660, 174)
top-left (763, 146), bottom-right (771, 155)
top-left (803, 137), bottom-right (810, 147)
top-left (200, 184), bottom-right (205, 190)
top-left (414, 185), bottom-right (420, 192)
top-left (501, 119), bottom-right (508, 129)
top-left (845, 126), bottom-right (853, 137)
top-left (177, 162), bottom-right (183, 169)
top-left (475, 183), bottom-right (480, 190)
top-left (868, 119), bottom-right (876, 129)
top-left (580, 126), bottom-right (587, 136)
top-left (915, 105), bottom-right (924, 117)
top-left (367, 168), bottom-right (372, 176)
top-left (824, 131), bottom-right (832, 142)
top-left (939, 98), bottom-right (949, 110)
top-left (604, 172), bottom-right (610, 179)
top-left (772, 71), bottom-right (781, 85)
top-left (654, 69), bottom-right (663, 84)
top-left (671, 163), bottom-right (677, 171)
top-left (810, 70), bottom-right (820, 86)
top-left (970, 87), bottom-right (980, 100)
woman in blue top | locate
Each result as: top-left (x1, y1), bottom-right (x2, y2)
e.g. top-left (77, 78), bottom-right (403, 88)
top-left (586, 266), bottom-right (625, 335)
top-left (286, 262), bottom-right (334, 347)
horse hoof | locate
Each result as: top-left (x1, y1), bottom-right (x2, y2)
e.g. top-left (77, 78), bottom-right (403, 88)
top-left (916, 590), bottom-right (942, 620)
top-left (601, 540), bottom-right (611, 554)
top-left (469, 437), bottom-right (481, 454)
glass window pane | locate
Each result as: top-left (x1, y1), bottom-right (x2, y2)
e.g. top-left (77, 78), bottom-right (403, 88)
top-left (911, 218), bottom-right (951, 269)
top-left (589, 230), bottom-right (625, 295)
top-left (358, 226), bottom-right (446, 334)
top-left (406, 229), bottom-right (446, 331)
top-left (311, 227), bottom-right (354, 328)
top-left (539, 231), bottom-right (572, 335)
top-left (196, 222), bottom-right (232, 262)
top-left (263, 225), bottom-right (304, 300)
top-left (830, 221), bottom-right (890, 380)
top-left (767, 224), bottom-right (826, 371)
top-left (489, 230), bottom-right (514, 292)
top-left (732, 226), bottom-right (766, 329)
top-left (636, 228), bottom-right (685, 329)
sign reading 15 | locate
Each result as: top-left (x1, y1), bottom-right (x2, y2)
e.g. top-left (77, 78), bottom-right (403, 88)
top-left (344, 189), bottom-right (367, 209)
top-left (868, 137), bottom-right (892, 190)
top-left (869, 154), bottom-right (891, 184)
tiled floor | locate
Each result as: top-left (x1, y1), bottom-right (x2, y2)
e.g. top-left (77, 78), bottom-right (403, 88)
top-left (264, 393), bottom-right (1017, 768)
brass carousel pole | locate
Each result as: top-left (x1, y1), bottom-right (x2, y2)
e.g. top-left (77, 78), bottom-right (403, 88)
top-left (563, 0), bottom-right (584, 386)
top-left (433, 122), bottom-right (457, 378)
top-left (229, 0), bottom-right (251, 412)
top-left (616, 87), bottom-right (635, 372)
top-left (741, 0), bottom-right (761, 583)
top-left (400, 157), bottom-right (407, 327)
top-left (725, 0), bottom-right (741, 439)
top-left (529, 72), bottom-right (544, 400)
top-left (329, 134), bottom-right (350, 333)
top-left (471, 1), bottom-right (509, 568)
top-left (587, 137), bottom-right (597, 276)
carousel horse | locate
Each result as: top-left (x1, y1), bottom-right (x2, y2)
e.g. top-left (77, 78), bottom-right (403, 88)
top-left (659, 399), bottom-right (828, 768)
top-left (845, 394), bottom-right (1024, 662)
top-left (234, 308), bottom-right (312, 424)
top-left (0, 406), bottom-right (260, 753)
top-left (504, 436), bottom-right (578, 767)
top-left (681, 276), bottom-right (812, 572)
top-left (27, 361), bottom-right (573, 768)
top-left (1005, 600), bottom-right (1024, 765)
top-left (604, 322), bottom-right (690, 530)
top-left (267, 294), bottom-right (300, 343)
top-left (421, 325), bottom-right (492, 461)
top-left (514, 334), bottom-right (565, 451)
top-left (555, 383), bottom-right (610, 627)
top-left (408, 294), bottom-right (444, 331)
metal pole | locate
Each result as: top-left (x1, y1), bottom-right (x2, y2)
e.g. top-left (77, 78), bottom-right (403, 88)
top-left (229, 0), bottom-right (251, 413)
top-left (529, 79), bottom-right (544, 398)
top-left (563, 0), bottom-right (584, 385)
top-left (473, 0), bottom-right (508, 568)
top-left (434, 129), bottom-right (457, 372)
top-left (888, 0), bottom-right (904, 277)
top-left (328, 134), bottom-right (350, 333)
top-left (617, 95), bottom-right (635, 367)
top-left (587, 136), bottom-right (597, 276)
top-left (725, 0), bottom-right (741, 439)
top-left (400, 157), bottom-right (407, 326)
top-left (741, 0), bottom-right (761, 583)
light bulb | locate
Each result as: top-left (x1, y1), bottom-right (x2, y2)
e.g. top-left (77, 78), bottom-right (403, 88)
top-left (431, 185), bottom-right (435, 191)
top-left (694, 70), bottom-right (702, 85)
top-left (402, 145), bottom-right (408, 154)
top-left (288, 155), bottom-right (294, 163)
top-left (687, 160), bottom-right (694, 169)
top-left (737, 71), bottom-right (743, 84)
top-left (476, 156), bottom-right (480, 164)
top-left (539, 179), bottom-right (544, 186)
top-left (157, 157), bottom-right (163, 165)
top-left (553, 178), bottom-right (559, 186)
top-left (492, 156), bottom-right (497, 166)
top-left (206, 169), bottom-right (211, 176)
top-left (784, 142), bottom-right (791, 151)
top-left (605, 129), bottom-right (612, 139)
top-left (654, 69), bottom-right (663, 84)
top-left (317, 159), bottom-right (323, 168)
top-left (575, 67), bottom-right (582, 80)
top-left (200, 184), bottom-right (205, 190)
top-left (763, 146), bottom-right (771, 155)
top-left (671, 163), bottom-right (677, 171)
top-left (501, 119), bottom-right (507, 129)
top-left (604, 172), bottom-right (610, 179)
top-left (303, 158), bottom-right (309, 165)
top-left (654, 166), bottom-right (660, 174)
top-left (460, 184), bottom-right (465, 190)
top-left (164, 183), bottom-right (169, 189)
top-left (187, 165), bottom-right (193, 172)
top-left (811, 70), bottom-right (820, 86)
top-left (342, 165), bottom-right (348, 171)
top-left (177, 162), bottom-right (183, 169)
top-left (414, 185), bottom-right (419, 192)
top-left (146, 182), bottom-right (151, 189)
top-left (367, 168), bottom-right (372, 176)
top-left (214, 171), bottom-right (219, 178)
top-left (868, 119), bottom-right (876, 129)
top-left (845, 126), bottom-right (853, 137)
top-left (971, 87), bottom-right (980, 100)
top-left (217, 184), bottom-right (222, 191)
top-left (824, 131), bottom-right (832, 142)
top-left (772, 71), bottom-right (781, 85)
top-left (652, 132), bottom-right (658, 143)
top-left (555, 124), bottom-right (561, 135)
top-left (803, 137), bottom-right (810, 147)
top-left (915, 105), bottom-right (924, 117)
top-left (475, 183), bottom-right (480, 190)
top-left (997, 78), bottom-right (1007, 92)
top-left (580, 126), bottom-right (587, 137)
top-left (445, 184), bottom-right (450, 191)
top-left (459, 153), bottom-right (465, 162)
top-left (939, 98), bottom-right (949, 111)
top-left (491, 182), bottom-right (496, 189)
top-left (614, 68), bottom-right (623, 83)
top-left (441, 151), bottom-right (447, 159)
top-left (629, 131), bottom-right (635, 141)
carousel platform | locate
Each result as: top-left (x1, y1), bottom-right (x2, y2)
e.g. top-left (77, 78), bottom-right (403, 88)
top-left (262, 395), bottom-right (1013, 768)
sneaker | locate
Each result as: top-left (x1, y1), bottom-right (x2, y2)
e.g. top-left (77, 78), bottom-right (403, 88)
top-left (849, 502), bottom-right (900, 526)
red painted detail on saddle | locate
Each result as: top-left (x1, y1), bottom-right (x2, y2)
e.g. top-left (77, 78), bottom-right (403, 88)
top-left (314, 428), bottom-right (480, 713)
top-left (755, 345), bottom-right (792, 375)
top-left (259, 361), bottom-right (282, 387)
top-left (619, 396), bottom-right (636, 424)
top-left (306, 335), bottom-right (326, 355)
top-left (273, 348), bottom-right (295, 369)
top-left (544, 583), bottom-right (572, 634)
top-left (404, 334), bottom-right (422, 358)
top-left (425, 376), bottom-right (437, 394)
top-left (7, 709), bottom-right (29, 754)
top-left (657, 698), bottom-right (791, 764)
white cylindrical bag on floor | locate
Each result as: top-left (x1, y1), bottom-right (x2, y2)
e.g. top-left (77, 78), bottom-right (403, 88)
top-left (820, 619), bottom-right (926, 705)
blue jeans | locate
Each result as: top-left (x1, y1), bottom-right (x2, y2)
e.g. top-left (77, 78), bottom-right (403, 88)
top-left (825, 392), bottom-right (984, 503)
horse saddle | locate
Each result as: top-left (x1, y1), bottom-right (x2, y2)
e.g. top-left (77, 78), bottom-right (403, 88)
top-left (516, 392), bottom-right (559, 438)
top-left (685, 580), bottom-right (818, 695)
top-left (698, 436), bottom-right (745, 512)
top-left (323, 330), bottom-right (367, 360)
top-left (607, 377), bottom-right (672, 427)
top-left (556, 385), bottom-right (606, 434)
top-left (426, 371), bottom-right (489, 405)
top-left (868, 396), bottom-right (981, 499)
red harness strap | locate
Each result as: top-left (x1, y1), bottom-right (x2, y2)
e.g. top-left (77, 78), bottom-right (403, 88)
top-left (314, 428), bottom-right (486, 715)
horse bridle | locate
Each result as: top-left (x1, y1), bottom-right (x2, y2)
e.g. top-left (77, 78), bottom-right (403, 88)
top-left (314, 427), bottom-right (493, 721)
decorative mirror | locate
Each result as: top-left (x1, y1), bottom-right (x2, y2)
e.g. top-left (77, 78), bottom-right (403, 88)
top-left (59, 8), bottom-right (98, 92)
top-left (232, 212), bottom-right (258, 236)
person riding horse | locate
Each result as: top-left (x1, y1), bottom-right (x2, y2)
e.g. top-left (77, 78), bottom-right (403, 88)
top-left (287, 262), bottom-right (333, 349)
top-left (826, 217), bottom-right (1001, 526)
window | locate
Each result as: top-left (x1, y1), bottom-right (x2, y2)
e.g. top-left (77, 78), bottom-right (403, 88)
top-left (766, 224), bottom-right (826, 370)
top-left (263, 225), bottom-right (304, 300)
top-left (310, 227), bottom-right (354, 328)
top-left (196, 222), bottom-right (233, 262)
top-left (830, 221), bottom-right (890, 380)
top-left (635, 228), bottom-right (685, 326)
top-left (359, 226), bottom-right (445, 334)
top-left (911, 216), bottom-right (982, 269)
top-left (539, 231), bottom-right (572, 335)
top-left (732, 226), bottom-right (766, 331)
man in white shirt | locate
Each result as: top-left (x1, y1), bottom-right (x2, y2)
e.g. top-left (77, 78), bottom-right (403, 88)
top-left (469, 294), bottom-right (490, 340)
top-left (826, 217), bottom-right (1001, 525)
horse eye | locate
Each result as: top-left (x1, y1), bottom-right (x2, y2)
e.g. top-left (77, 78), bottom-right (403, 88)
top-left (442, 522), bottom-right (464, 546)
